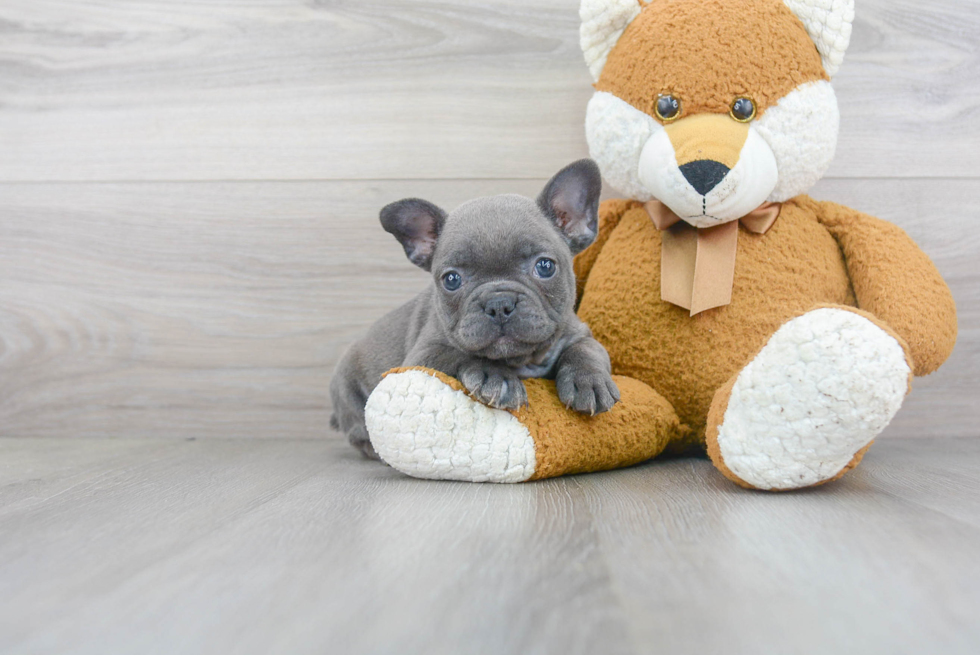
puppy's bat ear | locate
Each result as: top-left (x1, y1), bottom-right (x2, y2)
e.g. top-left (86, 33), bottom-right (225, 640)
top-left (537, 159), bottom-right (602, 255)
top-left (380, 198), bottom-right (447, 271)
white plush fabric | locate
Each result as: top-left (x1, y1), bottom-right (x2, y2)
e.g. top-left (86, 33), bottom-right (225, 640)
top-left (755, 80), bottom-right (840, 203)
top-left (715, 308), bottom-right (910, 490)
top-left (782, 0), bottom-right (855, 77)
top-left (638, 126), bottom-right (779, 227)
top-left (585, 91), bottom-right (659, 202)
top-left (580, 0), bottom-right (642, 81)
top-left (365, 370), bottom-right (537, 483)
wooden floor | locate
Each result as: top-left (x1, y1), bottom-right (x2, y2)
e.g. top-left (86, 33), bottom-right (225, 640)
top-left (1, 437), bottom-right (978, 655)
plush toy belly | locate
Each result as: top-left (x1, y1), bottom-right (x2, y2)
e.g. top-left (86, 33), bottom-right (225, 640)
top-left (577, 196), bottom-right (855, 444)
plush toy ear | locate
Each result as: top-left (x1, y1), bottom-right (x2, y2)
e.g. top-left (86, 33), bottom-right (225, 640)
top-left (537, 159), bottom-right (603, 255)
top-left (782, 0), bottom-right (855, 77)
top-left (580, 0), bottom-right (643, 82)
top-left (380, 199), bottom-right (447, 271)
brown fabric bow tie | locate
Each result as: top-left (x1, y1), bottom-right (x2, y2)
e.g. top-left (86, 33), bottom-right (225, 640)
top-left (644, 200), bottom-right (782, 316)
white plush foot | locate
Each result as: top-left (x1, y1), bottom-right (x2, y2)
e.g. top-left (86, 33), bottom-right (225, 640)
top-left (715, 308), bottom-right (911, 490)
top-left (364, 370), bottom-right (537, 483)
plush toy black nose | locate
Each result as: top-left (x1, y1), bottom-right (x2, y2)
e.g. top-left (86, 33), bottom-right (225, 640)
top-left (680, 160), bottom-right (731, 196)
top-left (483, 294), bottom-right (517, 324)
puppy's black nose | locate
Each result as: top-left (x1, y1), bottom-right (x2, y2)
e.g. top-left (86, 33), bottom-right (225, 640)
top-left (483, 294), bottom-right (517, 324)
top-left (680, 159), bottom-right (730, 196)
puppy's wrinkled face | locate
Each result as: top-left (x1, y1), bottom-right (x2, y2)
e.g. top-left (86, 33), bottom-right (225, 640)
top-left (431, 195), bottom-right (575, 361)
top-left (380, 159), bottom-right (602, 364)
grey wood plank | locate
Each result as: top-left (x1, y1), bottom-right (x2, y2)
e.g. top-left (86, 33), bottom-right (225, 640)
top-left (0, 0), bottom-right (977, 182)
top-left (0, 437), bottom-right (634, 655)
top-left (859, 437), bottom-right (980, 527)
top-left (0, 439), bottom-right (329, 638)
top-left (1, 178), bottom-right (976, 440)
top-left (0, 438), bottom-right (176, 512)
top-left (578, 446), bottom-right (980, 655)
top-left (1, 437), bottom-right (979, 654)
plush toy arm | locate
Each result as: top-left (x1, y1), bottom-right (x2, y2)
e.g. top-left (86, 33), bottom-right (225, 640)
top-left (814, 199), bottom-right (957, 376)
top-left (573, 198), bottom-right (638, 303)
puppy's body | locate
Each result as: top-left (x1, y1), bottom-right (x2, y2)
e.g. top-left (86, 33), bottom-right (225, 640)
top-left (331, 161), bottom-right (619, 458)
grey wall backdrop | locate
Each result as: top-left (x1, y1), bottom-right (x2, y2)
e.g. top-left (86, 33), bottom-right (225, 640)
top-left (1, 0), bottom-right (977, 440)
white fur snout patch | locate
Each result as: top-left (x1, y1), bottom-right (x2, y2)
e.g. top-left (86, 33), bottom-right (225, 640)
top-left (365, 370), bottom-right (537, 483)
top-left (715, 308), bottom-right (911, 490)
top-left (637, 127), bottom-right (778, 227)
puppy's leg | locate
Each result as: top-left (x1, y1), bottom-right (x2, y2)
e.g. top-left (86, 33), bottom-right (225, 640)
top-left (555, 337), bottom-right (620, 415)
top-left (329, 349), bottom-right (381, 460)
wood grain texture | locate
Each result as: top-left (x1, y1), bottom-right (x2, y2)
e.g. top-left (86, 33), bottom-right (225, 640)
top-left (1, 178), bottom-right (976, 440)
top-left (1, 436), bottom-right (978, 654)
top-left (0, 0), bottom-right (978, 181)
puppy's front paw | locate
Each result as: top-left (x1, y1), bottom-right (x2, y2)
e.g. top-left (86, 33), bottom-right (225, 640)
top-left (458, 362), bottom-right (528, 411)
top-left (556, 367), bottom-right (620, 415)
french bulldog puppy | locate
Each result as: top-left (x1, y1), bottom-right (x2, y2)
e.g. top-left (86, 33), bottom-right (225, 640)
top-left (330, 160), bottom-right (619, 459)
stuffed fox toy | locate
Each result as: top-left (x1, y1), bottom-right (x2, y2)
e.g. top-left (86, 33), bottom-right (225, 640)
top-left (362, 0), bottom-right (957, 490)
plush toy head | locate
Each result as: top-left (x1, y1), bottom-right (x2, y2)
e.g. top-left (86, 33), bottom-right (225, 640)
top-left (581, 0), bottom-right (854, 226)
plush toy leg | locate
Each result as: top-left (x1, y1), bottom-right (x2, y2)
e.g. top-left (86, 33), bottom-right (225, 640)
top-left (364, 367), bottom-right (682, 483)
top-left (705, 307), bottom-right (913, 491)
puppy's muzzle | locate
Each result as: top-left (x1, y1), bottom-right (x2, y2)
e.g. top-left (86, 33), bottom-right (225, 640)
top-left (482, 292), bottom-right (518, 325)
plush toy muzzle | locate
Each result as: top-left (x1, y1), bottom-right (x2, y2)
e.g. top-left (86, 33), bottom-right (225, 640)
top-left (637, 114), bottom-right (779, 227)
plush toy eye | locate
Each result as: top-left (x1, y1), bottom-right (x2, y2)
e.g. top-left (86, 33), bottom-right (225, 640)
top-left (534, 258), bottom-right (557, 279)
top-left (730, 97), bottom-right (757, 122)
top-left (442, 271), bottom-right (462, 291)
top-left (655, 94), bottom-right (682, 122)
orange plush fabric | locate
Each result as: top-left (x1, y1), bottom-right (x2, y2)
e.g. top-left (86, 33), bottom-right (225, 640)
top-left (574, 198), bottom-right (639, 302)
top-left (597, 0), bottom-right (827, 123)
top-left (811, 198), bottom-right (958, 375)
top-left (577, 197), bottom-right (861, 442)
top-left (521, 376), bottom-right (683, 480)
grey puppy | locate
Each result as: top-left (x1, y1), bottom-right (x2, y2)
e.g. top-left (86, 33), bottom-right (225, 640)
top-left (330, 159), bottom-right (619, 459)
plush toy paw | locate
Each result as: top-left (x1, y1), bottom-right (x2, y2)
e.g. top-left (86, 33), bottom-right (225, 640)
top-left (458, 360), bottom-right (529, 411)
top-left (364, 369), bottom-right (536, 483)
top-left (707, 308), bottom-right (912, 491)
top-left (556, 365), bottom-right (620, 415)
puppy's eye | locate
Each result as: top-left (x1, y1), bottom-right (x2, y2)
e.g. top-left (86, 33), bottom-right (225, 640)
top-left (442, 271), bottom-right (462, 291)
top-left (730, 97), bottom-right (756, 122)
top-left (655, 94), bottom-right (682, 122)
top-left (534, 258), bottom-right (557, 279)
